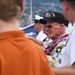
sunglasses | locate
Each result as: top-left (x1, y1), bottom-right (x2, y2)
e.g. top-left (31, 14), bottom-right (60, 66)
top-left (35, 20), bottom-right (39, 23)
top-left (44, 25), bottom-right (52, 28)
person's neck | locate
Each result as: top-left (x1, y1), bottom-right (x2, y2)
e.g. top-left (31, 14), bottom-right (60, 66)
top-left (69, 11), bottom-right (75, 25)
top-left (0, 20), bottom-right (20, 32)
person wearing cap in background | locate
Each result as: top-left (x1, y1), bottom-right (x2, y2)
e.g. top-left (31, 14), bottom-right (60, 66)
top-left (27, 15), bottom-right (50, 46)
top-left (41, 10), bottom-right (69, 67)
top-left (27, 10), bottom-right (69, 67)
top-left (34, 15), bottom-right (47, 41)
top-left (51, 0), bottom-right (75, 75)
top-left (27, 15), bottom-right (52, 47)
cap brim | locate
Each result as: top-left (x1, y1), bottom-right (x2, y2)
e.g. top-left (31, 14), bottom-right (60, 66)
top-left (44, 17), bottom-right (56, 23)
top-left (43, 18), bottom-right (53, 22)
top-left (40, 19), bottom-right (47, 24)
top-left (40, 18), bottom-right (56, 24)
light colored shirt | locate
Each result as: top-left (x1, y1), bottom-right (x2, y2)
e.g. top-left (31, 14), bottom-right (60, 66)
top-left (66, 23), bottom-right (72, 34)
top-left (43, 38), bottom-right (52, 48)
top-left (57, 22), bottom-right (75, 67)
top-left (36, 30), bottom-right (47, 41)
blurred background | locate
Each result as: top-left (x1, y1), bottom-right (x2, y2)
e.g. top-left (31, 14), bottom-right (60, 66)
top-left (20, 0), bottom-right (62, 27)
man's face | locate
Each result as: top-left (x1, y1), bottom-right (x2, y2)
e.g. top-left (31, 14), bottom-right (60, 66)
top-left (43, 21), bottom-right (62, 40)
top-left (34, 23), bottom-right (43, 34)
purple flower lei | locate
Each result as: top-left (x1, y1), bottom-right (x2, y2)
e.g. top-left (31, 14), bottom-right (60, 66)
top-left (44, 34), bottom-right (69, 55)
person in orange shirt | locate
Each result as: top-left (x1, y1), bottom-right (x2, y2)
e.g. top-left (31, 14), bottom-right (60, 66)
top-left (0, 0), bottom-right (55, 75)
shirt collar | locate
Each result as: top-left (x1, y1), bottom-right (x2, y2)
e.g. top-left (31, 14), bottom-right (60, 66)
top-left (73, 22), bottom-right (75, 26)
top-left (0, 30), bottom-right (24, 40)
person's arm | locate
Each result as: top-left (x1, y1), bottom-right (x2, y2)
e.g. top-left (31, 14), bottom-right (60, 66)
top-left (51, 62), bottom-right (75, 75)
top-left (26, 35), bottom-right (44, 46)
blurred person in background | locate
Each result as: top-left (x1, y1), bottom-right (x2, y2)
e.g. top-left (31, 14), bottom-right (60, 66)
top-left (27, 15), bottom-right (52, 47)
top-left (34, 15), bottom-right (47, 41)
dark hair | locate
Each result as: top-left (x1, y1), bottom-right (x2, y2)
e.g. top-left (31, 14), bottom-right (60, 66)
top-left (0, 0), bottom-right (24, 22)
top-left (65, 1), bottom-right (75, 10)
top-left (35, 20), bottom-right (39, 23)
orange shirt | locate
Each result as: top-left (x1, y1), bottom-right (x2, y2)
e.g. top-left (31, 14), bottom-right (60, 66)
top-left (0, 30), bottom-right (55, 75)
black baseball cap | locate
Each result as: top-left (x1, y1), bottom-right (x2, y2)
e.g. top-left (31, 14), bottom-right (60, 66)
top-left (40, 11), bottom-right (69, 27)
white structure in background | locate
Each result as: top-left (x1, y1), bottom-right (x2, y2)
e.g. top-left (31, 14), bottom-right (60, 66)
top-left (30, 0), bottom-right (33, 24)
top-left (27, 0), bottom-right (33, 25)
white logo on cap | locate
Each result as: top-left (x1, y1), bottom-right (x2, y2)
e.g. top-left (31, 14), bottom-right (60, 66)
top-left (44, 12), bottom-right (55, 18)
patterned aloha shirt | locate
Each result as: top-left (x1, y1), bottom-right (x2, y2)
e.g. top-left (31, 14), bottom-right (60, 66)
top-left (44, 34), bottom-right (69, 55)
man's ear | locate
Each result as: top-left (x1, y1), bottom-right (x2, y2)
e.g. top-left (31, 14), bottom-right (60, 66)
top-left (59, 24), bottom-right (65, 33)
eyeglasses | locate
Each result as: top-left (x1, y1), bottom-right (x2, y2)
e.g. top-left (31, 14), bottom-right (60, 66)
top-left (59, 0), bottom-right (63, 2)
top-left (43, 23), bottom-right (60, 29)
top-left (44, 25), bottom-right (52, 29)
top-left (35, 20), bottom-right (39, 23)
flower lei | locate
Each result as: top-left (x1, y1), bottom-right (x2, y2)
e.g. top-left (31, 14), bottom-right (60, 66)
top-left (44, 34), bottom-right (69, 55)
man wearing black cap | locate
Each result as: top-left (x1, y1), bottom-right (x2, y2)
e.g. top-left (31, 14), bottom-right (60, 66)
top-left (27, 11), bottom-right (69, 68)
top-left (51, 0), bottom-right (75, 75)
top-left (41, 11), bottom-right (69, 67)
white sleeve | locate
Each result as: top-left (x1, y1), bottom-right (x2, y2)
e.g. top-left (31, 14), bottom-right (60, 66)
top-left (36, 31), bottom-right (47, 41)
top-left (70, 35), bottom-right (75, 65)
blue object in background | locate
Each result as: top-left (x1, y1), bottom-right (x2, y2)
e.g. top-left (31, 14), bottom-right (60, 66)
top-left (20, 24), bottom-right (37, 38)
